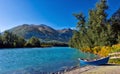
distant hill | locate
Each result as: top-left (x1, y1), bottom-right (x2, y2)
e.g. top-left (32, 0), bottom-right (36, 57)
top-left (7, 24), bottom-right (74, 42)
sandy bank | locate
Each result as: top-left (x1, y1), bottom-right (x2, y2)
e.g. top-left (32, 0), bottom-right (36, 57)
top-left (64, 65), bottom-right (120, 74)
top-left (64, 66), bottom-right (96, 74)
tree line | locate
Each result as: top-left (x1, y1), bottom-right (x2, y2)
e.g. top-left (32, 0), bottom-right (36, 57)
top-left (69, 0), bottom-right (120, 56)
top-left (0, 31), bottom-right (68, 48)
top-left (0, 31), bottom-right (41, 48)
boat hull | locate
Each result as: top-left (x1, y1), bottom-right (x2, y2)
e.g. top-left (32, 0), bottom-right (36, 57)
top-left (79, 56), bottom-right (110, 66)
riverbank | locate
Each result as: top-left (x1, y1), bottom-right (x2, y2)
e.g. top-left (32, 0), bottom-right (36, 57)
top-left (109, 52), bottom-right (120, 64)
top-left (64, 66), bottom-right (96, 74)
top-left (64, 65), bottom-right (120, 74)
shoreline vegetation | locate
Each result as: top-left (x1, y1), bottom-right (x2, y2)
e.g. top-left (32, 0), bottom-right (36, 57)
top-left (69, 0), bottom-right (120, 64)
top-left (0, 31), bottom-right (68, 49)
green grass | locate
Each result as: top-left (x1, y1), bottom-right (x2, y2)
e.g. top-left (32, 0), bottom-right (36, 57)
top-left (109, 59), bottom-right (120, 64)
top-left (111, 49), bottom-right (120, 53)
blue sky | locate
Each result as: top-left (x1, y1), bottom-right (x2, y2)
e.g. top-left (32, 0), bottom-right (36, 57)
top-left (0, 0), bottom-right (120, 32)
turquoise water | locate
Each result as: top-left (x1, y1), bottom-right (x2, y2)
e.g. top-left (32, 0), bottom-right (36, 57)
top-left (0, 47), bottom-right (95, 74)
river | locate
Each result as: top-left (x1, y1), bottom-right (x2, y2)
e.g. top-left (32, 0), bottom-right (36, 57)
top-left (0, 47), bottom-right (95, 74)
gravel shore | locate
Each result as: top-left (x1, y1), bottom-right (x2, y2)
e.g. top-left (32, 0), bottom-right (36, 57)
top-left (65, 65), bottom-right (120, 74)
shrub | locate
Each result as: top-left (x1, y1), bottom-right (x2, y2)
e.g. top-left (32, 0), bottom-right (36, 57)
top-left (111, 44), bottom-right (120, 52)
top-left (98, 46), bottom-right (111, 57)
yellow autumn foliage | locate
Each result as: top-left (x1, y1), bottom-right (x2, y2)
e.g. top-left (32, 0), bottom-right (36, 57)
top-left (92, 46), bottom-right (101, 54)
top-left (81, 44), bottom-right (120, 57)
top-left (98, 46), bottom-right (111, 57)
top-left (81, 47), bottom-right (92, 53)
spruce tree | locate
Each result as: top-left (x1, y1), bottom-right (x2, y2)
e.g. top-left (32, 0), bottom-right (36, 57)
top-left (69, 0), bottom-right (113, 53)
top-left (110, 8), bottom-right (120, 44)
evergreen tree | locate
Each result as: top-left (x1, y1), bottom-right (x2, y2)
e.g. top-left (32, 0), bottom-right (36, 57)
top-left (1, 31), bottom-right (26, 48)
top-left (2, 31), bottom-right (14, 47)
top-left (14, 37), bottom-right (26, 47)
top-left (118, 32), bottom-right (120, 43)
top-left (69, 0), bottom-right (114, 53)
top-left (25, 37), bottom-right (41, 47)
top-left (0, 35), bottom-right (3, 48)
top-left (110, 8), bottom-right (120, 44)
top-left (88, 0), bottom-right (110, 46)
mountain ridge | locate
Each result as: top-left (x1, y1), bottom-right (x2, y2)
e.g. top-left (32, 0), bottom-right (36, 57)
top-left (7, 24), bottom-right (74, 42)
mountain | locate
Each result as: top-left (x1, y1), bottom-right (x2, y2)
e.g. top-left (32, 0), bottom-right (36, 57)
top-left (7, 24), bottom-right (74, 42)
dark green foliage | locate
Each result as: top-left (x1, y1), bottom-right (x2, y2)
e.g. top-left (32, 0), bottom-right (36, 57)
top-left (2, 31), bottom-right (16, 47)
top-left (0, 35), bottom-right (3, 48)
top-left (0, 31), bottom-right (67, 48)
top-left (1, 31), bottom-right (26, 48)
top-left (25, 37), bottom-right (41, 47)
top-left (109, 59), bottom-right (120, 64)
top-left (69, 0), bottom-right (117, 52)
top-left (0, 31), bottom-right (41, 48)
top-left (41, 42), bottom-right (68, 47)
top-left (15, 37), bottom-right (26, 47)
top-left (118, 33), bottom-right (120, 43)
top-left (110, 8), bottom-right (120, 44)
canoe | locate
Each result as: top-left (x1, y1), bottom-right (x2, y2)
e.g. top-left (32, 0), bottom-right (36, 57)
top-left (79, 56), bottom-right (110, 66)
